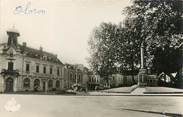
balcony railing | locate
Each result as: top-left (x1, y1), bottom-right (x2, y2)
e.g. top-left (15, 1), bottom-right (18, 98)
top-left (0, 69), bottom-right (19, 77)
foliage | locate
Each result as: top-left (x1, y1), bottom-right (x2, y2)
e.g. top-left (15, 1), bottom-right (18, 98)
top-left (152, 45), bottom-right (182, 74)
top-left (88, 22), bottom-right (119, 81)
top-left (123, 0), bottom-right (183, 76)
top-left (88, 0), bottom-right (183, 86)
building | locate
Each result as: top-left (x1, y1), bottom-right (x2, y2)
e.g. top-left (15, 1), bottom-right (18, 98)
top-left (110, 74), bottom-right (124, 88)
top-left (0, 29), bottom-right (66, 92)
top-left (87, 72), bottom-right (101, 90)
top-left (65, 64), bottom-right (89, 90)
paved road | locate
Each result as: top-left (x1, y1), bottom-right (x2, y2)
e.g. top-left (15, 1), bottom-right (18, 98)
top-left (0, 94), bottom-right (182, 117)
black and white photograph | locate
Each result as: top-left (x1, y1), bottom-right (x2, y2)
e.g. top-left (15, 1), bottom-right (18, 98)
top-left (0, 0), bottom-right (182, 117)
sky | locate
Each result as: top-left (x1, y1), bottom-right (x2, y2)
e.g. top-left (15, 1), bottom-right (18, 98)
top-left (0, 0), bottom-right (131, 67)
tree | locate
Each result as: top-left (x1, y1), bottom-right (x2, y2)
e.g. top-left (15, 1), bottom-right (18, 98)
top-left (152, 44), bottom-right (182, 86)
top-left (88, 22), bottom-right (140, 85)
top-left (109, 21), bottom-right (141, 84)
top-left (119, 18), bottom-right (143, 83)
top-left (88, 0), bottom-right (183, 87)
top-left (88, 22), bottom-right (119, 85)
top-left (123, 0), bottom-right (183, 86)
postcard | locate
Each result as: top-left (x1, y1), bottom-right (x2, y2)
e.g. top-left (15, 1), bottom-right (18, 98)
top-left (0, 0), bottom-right (182, 117)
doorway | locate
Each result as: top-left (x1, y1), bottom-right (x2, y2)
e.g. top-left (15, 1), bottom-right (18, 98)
top-left (5, 77), bottom-right (14, 92)
top-left (43, 81), bottom-right (46, 91)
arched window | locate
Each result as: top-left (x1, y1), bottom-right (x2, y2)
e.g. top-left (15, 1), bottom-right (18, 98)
top-left (89, 76), bottom-right (92, 82)
top-left (70, 73), bottom-right (74, 82)
top-left (34, 79), bottom-right (40, 87)
top-left (48, 80), bottom-right (53, 88)
top-left (70, 73), bottom-right (72, 79)
top-left (75, 74), bottom-right (77, 79)
top-left (56, 80), bottom-right (60, 88)
top-left (23, 78), bottom-right (30, 88)
top-left (78, 74), bottom-right (82, 83)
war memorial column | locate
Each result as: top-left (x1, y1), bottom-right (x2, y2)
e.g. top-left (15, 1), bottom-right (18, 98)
top-left (138, 42), bottom-right (147, 86)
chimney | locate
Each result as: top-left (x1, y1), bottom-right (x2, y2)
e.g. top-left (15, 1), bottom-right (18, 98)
top-left (40, 46), bottom-right (43, 51)
top-left (22, 42), bottom-right (27, 47)
top-left (7, 26), bottom-right (20, 47)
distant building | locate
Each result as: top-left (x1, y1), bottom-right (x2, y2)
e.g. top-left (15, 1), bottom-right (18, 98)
top-left (87, 72), bottom-right (101, 90)
top-left (110, 74), bottom-right (124, 87)
top-left (146, 75), bottom-right (158, 86)
top-left (65, 64), bottom-right (88, 89)
top-left (0, 29), bottom-right (66, 92)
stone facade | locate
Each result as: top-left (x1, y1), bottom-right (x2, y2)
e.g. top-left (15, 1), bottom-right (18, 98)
top-left (87, 72), bottom-right (101, 90)
top-left (65, 64), bottom-right (87, 89)
top-left (0, 29), bottom-right (67, 93)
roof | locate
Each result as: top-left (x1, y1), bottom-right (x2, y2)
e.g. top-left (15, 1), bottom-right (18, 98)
top-left (7, 26), bottom-right (20, 34)
top-left (18, 44), bottom-right (63, 64)
top-left (1, 42), bottom-right (63, 64)
top-left (64, 63), bottom-right (85, 72)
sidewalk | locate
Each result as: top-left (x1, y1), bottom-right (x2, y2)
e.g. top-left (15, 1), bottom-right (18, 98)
top-left (102, 85), bottom-right (138, 93)
top-left (131, 88), bottom-right (145, 94)
top-left (89, 86), bottom-right (183, 96)
top-left (145, 87), bottom-right (183, 94)
top-left (88, 91), bottom-right (183, 96)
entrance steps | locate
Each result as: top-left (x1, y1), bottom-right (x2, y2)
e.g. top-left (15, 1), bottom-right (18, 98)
top-left (131, 87), bottom-right (146, 95)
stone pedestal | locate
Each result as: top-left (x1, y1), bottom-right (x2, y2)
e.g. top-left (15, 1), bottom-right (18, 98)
top-left (138, 68), bottom-right (147, 87)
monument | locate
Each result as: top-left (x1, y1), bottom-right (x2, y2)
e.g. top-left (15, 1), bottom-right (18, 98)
top-left (138, 42), bottom-right (147, 86)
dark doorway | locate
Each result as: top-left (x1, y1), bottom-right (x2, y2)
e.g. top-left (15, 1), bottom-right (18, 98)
top-left (56, 80), bottom-right (60, 89)
top-left (5, 77), bottom-right (14, 92)
top-left (43, 81), bottom-right (46, 91)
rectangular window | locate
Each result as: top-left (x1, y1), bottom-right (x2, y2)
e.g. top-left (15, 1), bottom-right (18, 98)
top-left (36, 65), bottom-right (39, 73)
top-left (43, 66), bottom-right (46, 74)
top-left (60, 68), bottom-right (62, 76)
top-left (78, 75), bottom-right (81, 82)
top-left (50, 67), bottom-right (52, 74)
top-left (26, 63), bottom-right (30, 72)
top-left (8, 62), bottom-right (14, 71)
top-left (57, 67), bottom-right (60, 76)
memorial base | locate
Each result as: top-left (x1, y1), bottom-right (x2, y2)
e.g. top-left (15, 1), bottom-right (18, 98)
top-left (138, 68), bottom-right (147, 87)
